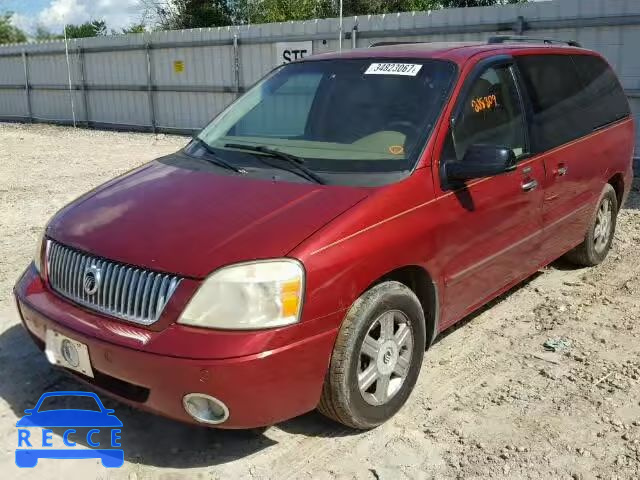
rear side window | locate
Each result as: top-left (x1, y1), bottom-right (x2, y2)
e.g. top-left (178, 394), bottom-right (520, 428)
top-left (517, 54), bottom-right (630, 153)
top-left (516, 55), bottom-right (588, 152)
top-left (571, 54), bottom-right (630, 130)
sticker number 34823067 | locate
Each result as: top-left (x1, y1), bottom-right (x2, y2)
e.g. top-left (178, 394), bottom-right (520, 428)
top-left (365, 63), bottom-right (423, 76)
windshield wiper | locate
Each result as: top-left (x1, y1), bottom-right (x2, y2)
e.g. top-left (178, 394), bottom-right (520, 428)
top-left (225, 143), bottom-right (325, 185)
top-left (192, 137), bottom-right (246, 174)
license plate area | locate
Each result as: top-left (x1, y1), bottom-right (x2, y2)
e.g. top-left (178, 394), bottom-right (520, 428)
top-left (45, 330), bottom-right (94, 378)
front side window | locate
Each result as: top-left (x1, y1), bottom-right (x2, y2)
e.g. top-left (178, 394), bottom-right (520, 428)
top-left (450, 65), bottom-right (527, 162)
top-left (192, 59), bottom-right (457, 186)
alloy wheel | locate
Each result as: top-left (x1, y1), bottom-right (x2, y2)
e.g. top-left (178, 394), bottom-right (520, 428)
top-left (594, 197), bottom-right (613, 254)
top-left (357, 310), bottom-right (414, 406)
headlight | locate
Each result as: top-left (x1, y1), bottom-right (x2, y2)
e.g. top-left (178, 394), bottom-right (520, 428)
top-left (33, 227), bottom-right (47, 274)
top-left (178, 259), bottom-right (305, 330)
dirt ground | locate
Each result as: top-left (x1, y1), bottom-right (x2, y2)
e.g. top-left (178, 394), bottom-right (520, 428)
top-left (1, 123), bottom-right (639, 480)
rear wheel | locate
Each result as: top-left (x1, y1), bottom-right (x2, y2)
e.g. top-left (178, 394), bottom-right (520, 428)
top-left (318, 281), bottom-right (426, 429)
top-left (565, 183), bottom-right (618, 267)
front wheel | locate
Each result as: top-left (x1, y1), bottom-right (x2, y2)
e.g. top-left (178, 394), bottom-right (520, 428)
top-left (318, 281), bottom-right (426, 429)
top-left (565, 183), bottom-right (618, 267)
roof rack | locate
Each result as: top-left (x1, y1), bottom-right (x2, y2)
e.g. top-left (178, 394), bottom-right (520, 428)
top-left (368, 41), bottom-right (423, 48)
top-left (488, 35), bottom-right (582, 48)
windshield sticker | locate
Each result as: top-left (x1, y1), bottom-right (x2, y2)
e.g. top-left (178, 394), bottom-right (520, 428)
top-left (388, 145), bottom-right (405, 155)
top-left (365, 63), bottom-right (422, 76)
top-left (471, 94), bottom-right (498, 114)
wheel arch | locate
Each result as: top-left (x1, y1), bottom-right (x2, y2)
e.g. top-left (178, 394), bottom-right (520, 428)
top-left (366, 265), bottom-right (439, 349)
top-left (607, 172), bottom-right (625, 211)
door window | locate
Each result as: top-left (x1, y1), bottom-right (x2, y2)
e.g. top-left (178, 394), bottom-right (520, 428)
top-left (516, 55), bottom-right (587, 151)
top-left (571, 54), bottom-right (630, 130)
top-left (450, 65), bottom-right (527, 162)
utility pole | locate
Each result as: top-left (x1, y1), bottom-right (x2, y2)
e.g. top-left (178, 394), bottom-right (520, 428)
top-left (63, 23), bottom-right (77, 128)
top-left (339, 0), bottom-right (343, 52)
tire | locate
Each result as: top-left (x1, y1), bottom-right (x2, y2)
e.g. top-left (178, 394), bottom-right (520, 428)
top-left (317, 281), bottom-right (426, 429)
top-left (565, 183), bottom-right (618, 267)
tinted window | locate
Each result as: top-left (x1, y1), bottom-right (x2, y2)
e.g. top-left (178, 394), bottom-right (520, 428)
top-left (571, 54), bottom-right (630, 129)
top-left (516, 55), bottom-right (587, 151)
top-left (450, 65), bottom-right (527, 161)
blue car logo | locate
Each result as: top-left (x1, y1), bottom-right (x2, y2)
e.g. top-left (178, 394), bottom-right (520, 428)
top-left (15, 391), bottom-right (124, 468)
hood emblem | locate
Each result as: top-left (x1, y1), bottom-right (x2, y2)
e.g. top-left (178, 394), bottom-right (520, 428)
top-left (83, 264), bottom-right (102, 296)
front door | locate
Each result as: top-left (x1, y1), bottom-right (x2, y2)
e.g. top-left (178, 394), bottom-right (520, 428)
top-left (435, 59), bottom-right (545, 328)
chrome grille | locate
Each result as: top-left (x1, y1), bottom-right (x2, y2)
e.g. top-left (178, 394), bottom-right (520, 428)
top-left (46, 241), bottom-right (181, 325)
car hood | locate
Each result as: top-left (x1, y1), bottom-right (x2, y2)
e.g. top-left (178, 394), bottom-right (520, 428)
top-left (48, 153), bottom-right (368, 278)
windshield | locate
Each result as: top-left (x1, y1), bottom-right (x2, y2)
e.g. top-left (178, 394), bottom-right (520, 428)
top-left (193, 58), bottom-right (457, 186)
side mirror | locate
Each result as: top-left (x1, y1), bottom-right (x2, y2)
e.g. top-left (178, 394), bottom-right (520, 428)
top-left (446, 145), bottom-right (517, 182)
top-left (23, 409), bottom-right (33, 415)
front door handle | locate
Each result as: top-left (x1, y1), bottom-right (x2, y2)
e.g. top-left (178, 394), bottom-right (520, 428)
top-left (556, 165), bottom-right (568, 177)
top-left (522, 179), bottom-right (538, 192)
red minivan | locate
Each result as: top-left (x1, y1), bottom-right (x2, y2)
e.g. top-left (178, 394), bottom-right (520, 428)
top-left (14, 37), bottom-right (635, 429)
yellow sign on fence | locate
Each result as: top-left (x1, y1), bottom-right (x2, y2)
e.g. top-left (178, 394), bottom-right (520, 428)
top-left (173, 60), bottom-right (185, 73)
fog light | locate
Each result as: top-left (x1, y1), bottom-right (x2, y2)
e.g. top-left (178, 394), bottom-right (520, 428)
top-left (183, 393), bottom-right (229, 425)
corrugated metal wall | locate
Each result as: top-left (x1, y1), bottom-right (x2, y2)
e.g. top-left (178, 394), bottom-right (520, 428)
top-left (0, 0), bottom-right (638, 150)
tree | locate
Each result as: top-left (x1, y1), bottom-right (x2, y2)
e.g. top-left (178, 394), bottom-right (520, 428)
top-left (339, 0), bottom-right (524, 16)
top-left (340, 0), bottom-right (430, 16)
top-left (0, 12), bottom-right (27, 44)
top-left (232, 0), bottom-right (334, 24)
top-left (144, 0), bottom-right (232, 30)
top-left (120, 23), bottom-right (147, 34)
top-left (35, 26), bottom-right (63, 41)
top-left (140, 0), bottom-right (527, 30)
top-left (176, 0), bottom-right (232, 28)
top-left (64, 20), bottom-right (108, 39)
top-left (440, 0), bottom-right (524, 6)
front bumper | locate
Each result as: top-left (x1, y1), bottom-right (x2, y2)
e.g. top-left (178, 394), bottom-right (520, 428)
top-left (14, 266), bottom-right (339, 429)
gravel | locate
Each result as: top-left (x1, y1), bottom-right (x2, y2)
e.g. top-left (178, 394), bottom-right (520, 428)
top-left (1, 122), bottom-right (640, 479)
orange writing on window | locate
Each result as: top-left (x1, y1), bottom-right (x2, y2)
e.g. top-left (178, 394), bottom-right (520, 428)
top-left (471, 94), bottom-right (498, 113)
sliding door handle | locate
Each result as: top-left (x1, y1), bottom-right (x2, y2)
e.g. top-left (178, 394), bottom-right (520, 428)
top-left (522, 179), bottom-right (538, 192)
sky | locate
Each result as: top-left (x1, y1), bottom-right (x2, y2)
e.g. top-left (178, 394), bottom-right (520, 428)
top-left (2, 0), bottom-right (142, 34)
